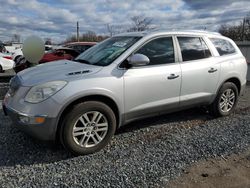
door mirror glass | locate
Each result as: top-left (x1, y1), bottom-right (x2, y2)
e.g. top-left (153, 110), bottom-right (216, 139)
top-left (128, 53), bottom-right (150, 66)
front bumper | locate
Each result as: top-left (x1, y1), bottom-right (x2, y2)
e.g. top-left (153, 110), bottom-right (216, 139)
top-left (2, 103), bottom-right (58, 141)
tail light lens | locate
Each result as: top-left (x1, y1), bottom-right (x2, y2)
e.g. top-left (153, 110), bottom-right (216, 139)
top-left (3, 56), bottom-right (12, 60)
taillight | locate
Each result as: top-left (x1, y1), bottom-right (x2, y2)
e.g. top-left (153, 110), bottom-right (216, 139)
top-left (3, 56), bottom-right (12, 60)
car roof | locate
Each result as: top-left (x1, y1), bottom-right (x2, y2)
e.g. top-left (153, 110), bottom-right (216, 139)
top-left (65, 42), bottom-right (97, 46)
top-left (115, 30), bottom-right (222, 38)
top-left (53, 47), bottom-right (77, 51)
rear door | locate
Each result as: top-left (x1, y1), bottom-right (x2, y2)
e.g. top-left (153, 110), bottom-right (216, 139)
top-left (123, 36), bottom-right (181, 121)
top-left (176, 36), bottom-right (220, 106)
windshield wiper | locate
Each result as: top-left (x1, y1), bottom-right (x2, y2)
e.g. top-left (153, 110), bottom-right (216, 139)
top-left (74, 59), bottom-right (91, 65)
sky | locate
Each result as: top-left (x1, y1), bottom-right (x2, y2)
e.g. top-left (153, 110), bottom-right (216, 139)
top-left (0, 0), bottom-right (249, 43)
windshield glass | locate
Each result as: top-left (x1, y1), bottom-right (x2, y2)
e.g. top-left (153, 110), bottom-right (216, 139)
top-left (75, 36), bottom-right (141, 66)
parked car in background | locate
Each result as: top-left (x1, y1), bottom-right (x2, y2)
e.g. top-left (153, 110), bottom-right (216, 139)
top-left (5, 46), bottom-right (19, 53)
top-left (11, 48), bottom-right (23, 62)
top-left (45, 45), bottom-right (53, 52)
top-left (14, 47), bottom-right (80, 73)
top-left (64, 42), bottom-right (96, 53)
top-left (2, 30), bottom-right (248, 155)
top-left (13, 56), bottom-right (29, 73)
top-left (0, 53), bottom-right (14, 72)
top-left (39, 47), bottom-right (79, 63)
top-left (0, 43), bottom-right (7, 53)
top-left (12, 45), bottom-right (54, 63)
top-left (0, 52), bottom-right (15, 72)
top-left (0, 52), bottom-right (12, 59)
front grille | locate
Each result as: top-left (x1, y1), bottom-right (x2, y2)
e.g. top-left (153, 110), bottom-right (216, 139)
top-left (9, 76), bottom-right (21, 96)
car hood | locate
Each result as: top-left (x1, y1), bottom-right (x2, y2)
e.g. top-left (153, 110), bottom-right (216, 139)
top-left (17, 60), bottom-right (103, 86)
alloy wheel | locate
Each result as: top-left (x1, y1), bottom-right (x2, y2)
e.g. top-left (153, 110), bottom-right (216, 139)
top-left (219, 88), bottom-right (235, 113)
top-left (72, 111), bottom-right (108, 148)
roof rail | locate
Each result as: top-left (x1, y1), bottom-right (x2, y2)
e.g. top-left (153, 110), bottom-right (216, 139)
top-left (181, 30), bottom-right (221, 35)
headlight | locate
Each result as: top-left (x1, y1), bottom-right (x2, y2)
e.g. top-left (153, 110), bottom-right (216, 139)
top-left (25, 81), bottom-right (67, 103)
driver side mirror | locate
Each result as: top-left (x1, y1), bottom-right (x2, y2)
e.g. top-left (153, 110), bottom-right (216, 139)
top-left (128, 53), bottom-right (150, 67)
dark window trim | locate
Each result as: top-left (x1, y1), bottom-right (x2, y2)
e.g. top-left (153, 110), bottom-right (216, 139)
top-left (118, 35), bottom-right (178, 69)
top-left (175, 35), bottom-right (213, 63)
top-left (209, 37), bottom-right (237, 57)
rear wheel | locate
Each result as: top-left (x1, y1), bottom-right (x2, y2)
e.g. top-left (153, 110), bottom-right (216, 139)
top-left (209, 82), bottom-right (238, 117)
top-left (60, 101), bottom-right (116, 155)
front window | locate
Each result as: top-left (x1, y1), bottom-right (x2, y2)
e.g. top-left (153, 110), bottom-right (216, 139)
top-left (136, 37), bottom-right (175, 65)
top-left (75, 36), bottom-right (141, 66)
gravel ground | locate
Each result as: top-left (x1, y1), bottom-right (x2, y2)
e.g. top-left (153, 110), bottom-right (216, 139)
top-left (0, 85), bottom-right (249, 187)
top-left (0, 82), bottom-right (9, 99)
top-left (0, 74), bottom-right (13, 99)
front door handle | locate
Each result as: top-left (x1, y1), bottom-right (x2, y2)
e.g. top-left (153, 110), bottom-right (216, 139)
top-left (167, 74), bottom-right (179, 80)
top-left (208, 68), bottom-right (218, 73)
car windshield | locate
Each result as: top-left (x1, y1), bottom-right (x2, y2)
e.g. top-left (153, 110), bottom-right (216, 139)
top-left (74, 36), bottom-right (141, 66)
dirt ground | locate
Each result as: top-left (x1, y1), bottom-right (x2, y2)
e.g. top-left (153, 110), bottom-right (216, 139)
top-left (167, 150), bottom-right (250, 188)
top-left (167, 83), bottom-right (250, 188)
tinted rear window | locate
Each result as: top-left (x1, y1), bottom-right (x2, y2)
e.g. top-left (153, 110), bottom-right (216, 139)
top-left (177, 37), bottom-right (211, 62)
top-left (210, 38), bottom-right (236, 56)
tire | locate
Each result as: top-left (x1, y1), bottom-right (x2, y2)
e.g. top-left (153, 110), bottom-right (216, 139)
top-left (14, 55), bottom-right (21, 63)
top-left (60, 101), bottom-right (116, 156)
top-left (0, 65), bottom-right (3, 73)
top-left (209, 82), bottom-right (238, 117)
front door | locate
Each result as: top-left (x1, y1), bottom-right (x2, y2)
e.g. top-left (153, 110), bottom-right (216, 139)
top-left (123, 36), bottom-right (181, 122)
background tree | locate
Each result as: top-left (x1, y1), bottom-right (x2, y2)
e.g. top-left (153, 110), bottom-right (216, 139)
top-left (127, 15), bottom-right (155, 32)
top-left (106, 24), bottom-right (127, 36)
top-left (219, 13), bottom-right (250, 41)
top-left (12, 34), bottom-right (21, 43)
top-left (65, 31), bottom-right (108, 43)
top-left (106, 24), bottom-right (116, 37)
top-left (106, 15), bottom-right (155, 36)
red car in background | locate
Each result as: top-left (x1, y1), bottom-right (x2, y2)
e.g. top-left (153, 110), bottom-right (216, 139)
top-left (63, 42), bottom-right (96, 53)
top-left (14, 47), bottom-right (80, 73)
top-left (14, 42), bottom-right (97, 73)
top-left (39, 47), bottom-right (79, 64)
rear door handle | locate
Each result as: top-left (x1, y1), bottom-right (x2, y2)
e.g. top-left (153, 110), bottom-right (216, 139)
top-left (208, 68), bottom-right (217, 73)
top-left (167, 74), bottom-right (179, 80)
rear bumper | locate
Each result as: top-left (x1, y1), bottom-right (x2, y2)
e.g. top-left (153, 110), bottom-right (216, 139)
top-left (2, 103), bottom-right (57, 141)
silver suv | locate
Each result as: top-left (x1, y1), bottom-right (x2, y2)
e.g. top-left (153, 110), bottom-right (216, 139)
top-left (2, 31), bottom-right (248, 155)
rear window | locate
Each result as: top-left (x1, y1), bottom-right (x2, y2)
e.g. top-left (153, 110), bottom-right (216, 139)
top-left (210, 38), bottom-right (236, 56)
top-left (177, 37), bottom-right (211, 62)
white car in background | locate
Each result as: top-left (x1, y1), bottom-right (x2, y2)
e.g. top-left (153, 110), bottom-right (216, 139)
top-left (5, 46), bottom-right (19, 53)
top-left (11, 48), bottom-right (23, 62)
top-left (0, 52), bottom-right (15, 72)
top-left (12, 45), bottom-right (54, 63)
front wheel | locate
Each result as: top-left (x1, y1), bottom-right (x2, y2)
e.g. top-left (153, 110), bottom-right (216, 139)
top-left (209, 82), bottom-right (238, 117)
top-left (60, 101), bottom-right (116, 156)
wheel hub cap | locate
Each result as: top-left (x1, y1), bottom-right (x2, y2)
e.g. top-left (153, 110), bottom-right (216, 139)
top-left (219, 89), bottom-right (235, 113)
top-left (72, 111), bottom-right (108, 148)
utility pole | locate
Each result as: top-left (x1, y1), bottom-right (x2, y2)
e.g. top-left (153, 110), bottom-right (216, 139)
top-left (242, 18), bottom-right (246, 41)
top-left (77, 21), bottom-right (79, 42)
